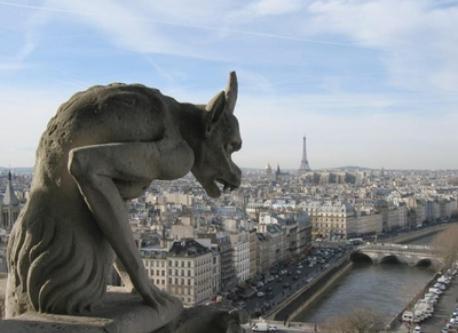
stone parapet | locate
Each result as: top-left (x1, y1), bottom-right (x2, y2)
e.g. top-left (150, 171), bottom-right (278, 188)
top-left (0, 286), bottom-right (241, 333)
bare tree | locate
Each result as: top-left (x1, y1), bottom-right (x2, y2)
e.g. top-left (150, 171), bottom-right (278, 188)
top-left (432, 224), bottom-right (458, 269)
top-left (322, 309), bottom-right (385, 333)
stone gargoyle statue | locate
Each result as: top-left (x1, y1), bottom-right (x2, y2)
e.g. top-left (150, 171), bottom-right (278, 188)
top-left (5, 72), bottom-right (242, 330)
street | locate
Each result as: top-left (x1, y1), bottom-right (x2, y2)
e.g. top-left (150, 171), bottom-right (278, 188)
top-left (223, 245), bottom-right (352, 318)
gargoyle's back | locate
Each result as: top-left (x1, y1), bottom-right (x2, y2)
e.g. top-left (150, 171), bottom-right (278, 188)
top-left (34, 83), bottom-right (168, 188)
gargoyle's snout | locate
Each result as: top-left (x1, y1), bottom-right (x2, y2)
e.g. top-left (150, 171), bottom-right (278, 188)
top-left (231, 165), bottom-right (242, 187)
top-left (224, 164), bottom-right (242, 190)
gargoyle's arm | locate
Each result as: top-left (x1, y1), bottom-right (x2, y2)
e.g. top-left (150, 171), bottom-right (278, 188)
top-left (67, 141), bottom-right (193, 308)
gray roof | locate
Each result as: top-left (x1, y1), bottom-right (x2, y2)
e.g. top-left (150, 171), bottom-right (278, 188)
top-left (168, 239), bottom-right (210, 257)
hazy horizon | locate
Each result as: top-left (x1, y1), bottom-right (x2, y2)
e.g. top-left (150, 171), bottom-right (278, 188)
top-left (1, 1), bottom-right (458, 169)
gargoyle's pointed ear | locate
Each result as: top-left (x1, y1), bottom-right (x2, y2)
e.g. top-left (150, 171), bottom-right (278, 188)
top-left (225, 71), bottom-right (237, 114)
top-left (205, 90), bottom-right (226, 137)
top-left (204, 71), bottom-right (237, 137)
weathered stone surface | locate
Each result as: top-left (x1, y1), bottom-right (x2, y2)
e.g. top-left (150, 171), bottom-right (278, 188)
top-left (4, 72), bottom-right (242, 333)
top-left (0, 290), bottom-right (242, 333)
top-left (171, 305), bottom-right (242, 333)
top-left (2, 291), bottom-right (169, 333)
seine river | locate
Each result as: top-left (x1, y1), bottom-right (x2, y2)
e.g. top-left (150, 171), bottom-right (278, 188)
top-left (294, 235), bottom-right (437, 324)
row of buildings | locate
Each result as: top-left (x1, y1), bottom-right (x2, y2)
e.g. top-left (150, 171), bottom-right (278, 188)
top-left (139, 212), bottom-right (312, 307)
top-left (302, 196), bottom-right (457, 240)
top-left (2, 166), bottom-right (458, 307)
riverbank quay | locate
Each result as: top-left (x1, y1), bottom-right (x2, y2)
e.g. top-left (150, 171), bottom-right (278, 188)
top-left (266, 253), bottom-right (352, 322)
top-left (263, 223), bottom-right (451, 327)
top-left (384, 222), bottom-right (457, 244)
top-left (390, 271), bottom-right (458, 333)
top-left (416, 268), bottom-right (458, 333)
top-left (386, 272), bottom-right (440, 331)
top-left (244, 318), bottom-right (320, 332)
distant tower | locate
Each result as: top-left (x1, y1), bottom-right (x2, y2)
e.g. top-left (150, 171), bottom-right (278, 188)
top-left (298, 136), bottom-right (311, 172)
top-left (2, 171), bottom-right (20, 230)
top-left (275, 164), bottom-right (282, 183)
top-left (266, 163), bottom-right (272, 176)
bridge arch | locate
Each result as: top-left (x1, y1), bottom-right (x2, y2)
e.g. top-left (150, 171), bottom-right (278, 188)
top-left (415, 258), bottom-right (432, 268)
top-left (350, 251), bottom-right (373, 264)
top-left (379, 255), bottom-right (401, 265)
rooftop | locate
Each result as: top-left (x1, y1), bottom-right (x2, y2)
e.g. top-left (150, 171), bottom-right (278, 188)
top-left (168, 238), bottom-right (210, 258)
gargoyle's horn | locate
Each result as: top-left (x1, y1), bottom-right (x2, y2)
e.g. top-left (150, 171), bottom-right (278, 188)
top-left (225, 71), bottom-right (237, 114)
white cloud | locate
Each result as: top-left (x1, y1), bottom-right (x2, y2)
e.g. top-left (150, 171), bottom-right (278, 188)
top-left (5, 0), bottom-right (457, 92)
top-left (1, 0), bottom-right (457, 169)
top-left (0, 88), bottom-right (63, 166)
top-left (0, 83), bottom-right (457, 169)
top-left (0, 1), bottom-right (50, 72)
top-left (303, 0), bottom-right (458, 92)
top-left (48, 0), bottom-right (180, 55)
top-left (244, 0), bottom-right (304, 16)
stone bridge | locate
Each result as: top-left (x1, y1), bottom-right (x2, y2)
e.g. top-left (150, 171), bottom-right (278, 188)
top-left (351, 243), bottom-right (443, 268)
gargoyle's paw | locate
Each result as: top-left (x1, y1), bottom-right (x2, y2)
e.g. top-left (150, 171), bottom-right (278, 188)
top-left (141, 289), bottom-right (164, 310)
top-left (157, 289), bottom-right (183, 311)
top-left (142, 297), bottom-right (161, 309)
top-left (163, 294), bottom-right (183, 319)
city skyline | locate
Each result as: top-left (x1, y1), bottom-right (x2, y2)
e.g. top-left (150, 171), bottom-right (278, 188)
top-left (1, 0), bottom-right (458, 169)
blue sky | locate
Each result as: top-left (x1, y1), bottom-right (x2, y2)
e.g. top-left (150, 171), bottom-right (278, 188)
top-left (1, 0), bottom-right (458, 169)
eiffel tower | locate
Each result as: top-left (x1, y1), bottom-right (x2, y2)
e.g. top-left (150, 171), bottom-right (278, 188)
top-left (298, 136), bottom-right (311, 172)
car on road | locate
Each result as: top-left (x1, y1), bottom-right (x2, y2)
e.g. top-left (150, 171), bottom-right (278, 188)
top-left (269, 325), bottom-right (278, 332)
top-left (252, 322), bottom-right (277, 332)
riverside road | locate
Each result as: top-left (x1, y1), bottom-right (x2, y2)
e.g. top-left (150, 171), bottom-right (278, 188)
top-left (232, 245), bottom-right (350, 317)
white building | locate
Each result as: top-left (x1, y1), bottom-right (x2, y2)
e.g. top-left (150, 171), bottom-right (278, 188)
top-left (142, 249), bottom-right (168, 292)
top-left (229, 232), bottom-right (250, 283)
top-left (347, 212), bottom-right (383, 236)
top-left (167, 239), bottom-right (215, 307)
top-left (142, 239), bottom-right (219, 307)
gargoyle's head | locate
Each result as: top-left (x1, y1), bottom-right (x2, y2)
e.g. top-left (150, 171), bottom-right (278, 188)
top-left (191, 71), bottom-right (242, 198)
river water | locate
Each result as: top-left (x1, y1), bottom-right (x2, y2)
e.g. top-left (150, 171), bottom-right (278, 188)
top-left (294, 234), bottom-right (437, 324)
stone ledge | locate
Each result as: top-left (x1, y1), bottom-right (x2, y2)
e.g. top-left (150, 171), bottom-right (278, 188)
top-left (0, 289), bottom-right (177, 333)
top-left (0, 286), bottom-right (243, 333)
